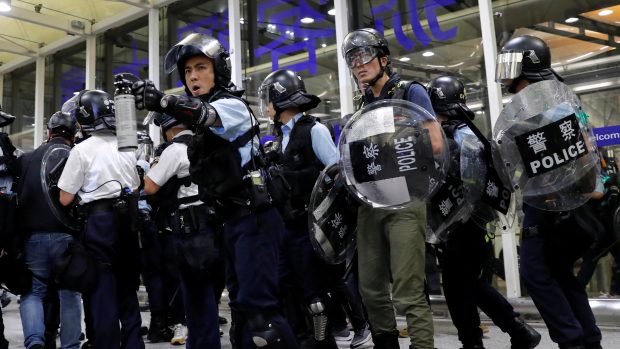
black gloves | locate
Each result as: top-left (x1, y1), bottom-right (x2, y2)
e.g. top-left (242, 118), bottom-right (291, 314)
top-left (131, 80), bottom-right (165, 112)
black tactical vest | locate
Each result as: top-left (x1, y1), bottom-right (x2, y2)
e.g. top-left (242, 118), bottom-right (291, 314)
top-left (276, 115), bottom-right (324, 212)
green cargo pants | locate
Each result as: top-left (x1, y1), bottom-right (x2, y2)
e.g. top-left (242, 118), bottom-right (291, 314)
top-left (357, 201), bottom-right (434, 349)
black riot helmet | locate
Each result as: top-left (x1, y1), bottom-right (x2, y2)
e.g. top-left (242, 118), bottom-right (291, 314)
top-left (258, 69), bottom-right (321, 120)
top-left (144, 111), bottom-right (188, 142)
top-left (496, 35), bottom-right (563, 92)
top-left (342, 28), bottom-right (391, 86)
top-left (428, 76), bottom-right (474, 121)
top-left (164, 33), bottom-right (232, 95)
top-left (0, 104), bottom-right (16, 128)
top-left (61, 90), bottom-right (116, 134)
top-left (47, 111), bottom-right (79, 139)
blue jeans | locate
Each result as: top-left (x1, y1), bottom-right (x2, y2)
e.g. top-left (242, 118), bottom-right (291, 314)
top-left (20, 232), bottom-right (82, 349)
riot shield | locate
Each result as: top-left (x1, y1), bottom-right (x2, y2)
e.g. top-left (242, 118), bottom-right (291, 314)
top-left (41, 144), bottom-right (82, 231)
top-left (492, 80), bottom-right (599, 211)
top-left (339, 99), bottom-right (449, 209)
top-left (308, 164), bottom-right (358, 265)
top-left (426, 136), bottom-right (473, 243)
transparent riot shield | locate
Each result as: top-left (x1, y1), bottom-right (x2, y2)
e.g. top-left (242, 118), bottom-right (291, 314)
top-left (426, 135), bottom-right (473, 243)
top-left (492, 80), bottom-right (599, 211)
top-left (339, 99), bottom-right (449, 209)
top-left (41, 144), bottom-right (82, 231)
top-left (308, 164), bottom-right (359, 265)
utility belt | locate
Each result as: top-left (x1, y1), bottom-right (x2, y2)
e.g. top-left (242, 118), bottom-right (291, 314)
top-left (87, 191), bottom-right (140, 234)
top-left (176, 203), bottom-right (217, 237)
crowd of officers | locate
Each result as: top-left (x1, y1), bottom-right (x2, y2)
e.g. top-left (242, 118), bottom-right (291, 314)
top-left (0, 25), bottom-right (613, 349)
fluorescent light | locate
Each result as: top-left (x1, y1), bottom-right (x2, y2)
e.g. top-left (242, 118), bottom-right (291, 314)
top-left (598, 9), bottom-right (613, 16)
top-left (0, 0), bottom-right (10, 12)
top-left (565, 17), bottom-right (579, 23)
top-left (328, 8), bottom-right (336, 16)
top-left (399, 57), bottom-right (411, 62)
top-left (300, 17), bottom-right (315, 24)
top-left (321, 43), bottom-right (327, 48)
top-left (303, 37), bottom-right (309, 41)
top-left (573, 81), bottom-right (613, 92)
top-left (422, 51), bottom-right (435, 57)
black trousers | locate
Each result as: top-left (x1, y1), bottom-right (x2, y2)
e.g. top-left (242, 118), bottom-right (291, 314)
top-left (436, 220), bottom-right (518, 347)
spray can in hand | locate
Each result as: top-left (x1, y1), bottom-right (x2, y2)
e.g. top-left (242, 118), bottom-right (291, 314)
top-left (114, 73), bottom-right (139, 152)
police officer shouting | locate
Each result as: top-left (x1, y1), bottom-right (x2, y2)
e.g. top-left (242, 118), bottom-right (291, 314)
top-left (496, 35), bottom-right (602, 349)
top-left (143, 111), bottom-right (221, 348)
top-left (132, 33), bottom-right (297, 348)
top-left (16, 111), bottom-right (82, 349)
top-left (57, 90), bottom-right (144, 349)
top-left (341, 28), bottom-right (440, 349)
top-left (428, 76), bottom-right (541, 349)
top-left (258, 69), bottom-right (341, 348)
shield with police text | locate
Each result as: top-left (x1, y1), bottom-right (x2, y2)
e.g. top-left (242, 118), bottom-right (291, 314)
top-left (492, 80), bottom-right (599, 211)
top-left (308, 164), bottom-right (359, 265)
top-left (339, 100), bottom-right (449, 209)
top-left (41, 145), bottom-right (82, 231)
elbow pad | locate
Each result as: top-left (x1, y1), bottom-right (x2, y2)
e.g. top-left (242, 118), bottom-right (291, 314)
top-left (160, 95), bottom-right (219, 127)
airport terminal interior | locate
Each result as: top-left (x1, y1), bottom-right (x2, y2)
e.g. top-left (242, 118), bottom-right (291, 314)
top-left (0, 0), bottom-right (619, 348)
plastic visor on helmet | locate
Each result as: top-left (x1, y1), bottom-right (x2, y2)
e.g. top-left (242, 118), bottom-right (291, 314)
top-left (257, 82), bottom-right (271, 119)
top-left (164, 33), bottom-right (228, 74)
top-left (495, 50), bottom-right (526, 82)
top-left (339, 99), bottom-right (449, 209)
top-left (308, 164), bottom-right (358, 264)
top-left (492, 80), bottom-right (599, 211)
top-left (345, 46), bottom-right (380, 68)
top-left (0, 106), bottom-right (16, 128)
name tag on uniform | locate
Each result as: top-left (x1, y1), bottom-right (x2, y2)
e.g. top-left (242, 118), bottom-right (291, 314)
top-left (515, 113), bottom-right (588, 177)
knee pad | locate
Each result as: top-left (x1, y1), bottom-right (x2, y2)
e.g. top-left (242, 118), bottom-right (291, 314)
top-left (248, 314), bottom-right (282, 348)
top-left (309, 297), bottom-right (328, 341)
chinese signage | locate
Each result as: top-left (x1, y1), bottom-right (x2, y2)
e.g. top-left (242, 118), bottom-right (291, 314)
top-left (515, 114), bottom-right (588, 177)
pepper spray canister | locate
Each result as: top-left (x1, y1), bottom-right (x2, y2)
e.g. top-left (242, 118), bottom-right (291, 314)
top-left (114, 73), bottom-right (139, 152)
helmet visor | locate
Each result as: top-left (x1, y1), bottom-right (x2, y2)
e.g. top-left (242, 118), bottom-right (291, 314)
top-left (495, 51), bottom-right (524, 82)
top-left (257, 83), bottom-right (271, 119)
top-left (61, 94), bottom-right (80, 115)
top-left (345, 46), bottom-right (379, 68)
top-left (164, 33), bottom-right (225, 73)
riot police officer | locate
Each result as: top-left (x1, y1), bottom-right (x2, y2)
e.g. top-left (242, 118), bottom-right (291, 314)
top-left (496, 35), bottom-right (602, 349)
top-left (428, 76), bottom-right (541, 349)
top-left (131, 33), bottom-right (296, 348)
top-left (0, 105), bottom-right (17, 349)
top-left (143, 111), bottom-right (221, 348)
top-left (258, 69), bottom-right (344, 348)
top-left (341, 28), bottom-right (440, 349)
top-left (16, 111), bottom-right (82, 349)
top-left (57, 90), bottom-right (144, 349)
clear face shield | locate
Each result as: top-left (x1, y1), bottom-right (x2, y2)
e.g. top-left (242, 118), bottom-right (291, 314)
top-left (345, 46), bottom-right (379, 68)
top-left (61, 94), bottom-right (80, 116)
top-left (495, 51), bottom-right (525, 83)
top-left (164, 33), bottom-right (225, 73)
top-left (257, 83), bottom-right (272, 120)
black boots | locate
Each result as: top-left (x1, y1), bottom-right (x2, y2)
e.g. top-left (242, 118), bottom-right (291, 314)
top-left (372, 330), bottom-right (400, 349)
top-left (146, 316), bottom-right (173, 343)
top-left (508, 317), bottom-right (542, 349)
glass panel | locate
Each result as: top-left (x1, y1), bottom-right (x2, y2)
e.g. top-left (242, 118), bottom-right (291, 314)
top-left (494, 0), bottom-right (620, 298)
top-left (241, 0), bottom-right (339, 128)
top-left (3, 65), bottom-right (36, 151)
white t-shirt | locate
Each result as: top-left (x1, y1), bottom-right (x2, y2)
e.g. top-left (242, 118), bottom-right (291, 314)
top-left (146, 130), bottom-right (201, 209)
top-left (58, 132), bottom-right (139, 204)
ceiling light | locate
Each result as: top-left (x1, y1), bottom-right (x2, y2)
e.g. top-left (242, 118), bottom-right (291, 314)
top-left (0, 0), bottom-right (11, 12)
top-left (303, 37), bottom-right (309, 41)
top-left (573, 81), bottom-right (613, 92)
top-left (399, 57), bottom-right (411, 62)
top-left (328, 8), bottom-right (336, 16)
top-left (598, 9), bottom-right (613, 16)
top-left (422, 51), bottom-right (435, 57)
top-left (321, 43), bottom-right (327, 48)
top-left (565, 17), bottom-right (579, 23)
top-left (300, 17), bottom-right (315, 24)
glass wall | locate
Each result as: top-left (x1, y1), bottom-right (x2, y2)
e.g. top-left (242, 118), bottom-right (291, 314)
top-left (3, 63), bottom-right (36, 150)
